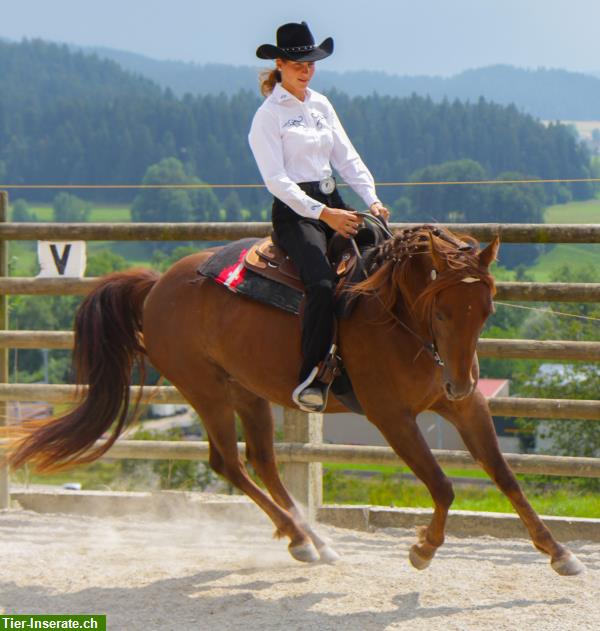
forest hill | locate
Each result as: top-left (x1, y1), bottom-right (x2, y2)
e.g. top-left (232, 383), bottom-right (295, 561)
top-left (0, 39), bottom-right (594, 213)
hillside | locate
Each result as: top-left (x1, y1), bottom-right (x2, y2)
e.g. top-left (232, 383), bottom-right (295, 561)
top-left (0, 38), bottom-right (594, 225)
top-left (88, 45), bottom-right (600, 120)
top-left (1, 39), bottom-right (161, 104)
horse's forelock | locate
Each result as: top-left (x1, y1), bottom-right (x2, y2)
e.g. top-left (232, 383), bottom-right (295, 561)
top-left (410, 227), bottom-right (496, 320)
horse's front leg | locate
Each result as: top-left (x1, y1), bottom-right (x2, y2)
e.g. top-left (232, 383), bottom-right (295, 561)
top-left (368, 411), bottom-right (455, 569)
top-left (433, 391), bottom-right (584, 576)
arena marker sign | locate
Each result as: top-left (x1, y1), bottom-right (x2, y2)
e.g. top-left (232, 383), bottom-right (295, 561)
top-left (37, 241), bottom-right (86, 277)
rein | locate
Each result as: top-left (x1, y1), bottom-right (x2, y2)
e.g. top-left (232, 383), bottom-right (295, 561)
top-left (352, 222), bottom-right (483, 368)
top-left (381, 287), bottom-right (445, 367)
top-left (350, 217), bottom-right (445, 367)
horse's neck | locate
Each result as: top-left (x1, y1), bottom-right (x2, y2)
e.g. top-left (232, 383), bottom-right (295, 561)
top-left (347, 286), bottom-right (429, 342)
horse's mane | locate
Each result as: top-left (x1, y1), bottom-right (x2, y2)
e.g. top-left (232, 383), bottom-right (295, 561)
top-left (352, 224), bottom-right (496, 322)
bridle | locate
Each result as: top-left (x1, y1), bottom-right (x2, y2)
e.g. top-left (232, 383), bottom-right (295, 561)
top-left (379, 285), bottom-right (445, 367)
top-left (352, 221), bottom-right (479, 368)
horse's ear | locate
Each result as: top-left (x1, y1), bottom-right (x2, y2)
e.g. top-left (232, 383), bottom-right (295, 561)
top-left (428, 232), bottom-right (446, 272)
top-left (479, 236), bottom-right (500, 269)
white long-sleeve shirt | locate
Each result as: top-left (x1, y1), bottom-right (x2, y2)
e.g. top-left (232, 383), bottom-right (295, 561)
top-left (248, 83), bottom-right (380, 220)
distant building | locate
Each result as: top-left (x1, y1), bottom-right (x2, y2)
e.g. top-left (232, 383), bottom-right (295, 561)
top-left (529, 363), bottom-right (594, 454)
top-left (322, 378), bottom-right (519, 452)
top-left (8, 402), bottom-right (53, 424)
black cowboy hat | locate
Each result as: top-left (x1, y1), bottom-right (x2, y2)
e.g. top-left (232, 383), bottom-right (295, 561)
top-left (256, 22), bottom-right (333, 62)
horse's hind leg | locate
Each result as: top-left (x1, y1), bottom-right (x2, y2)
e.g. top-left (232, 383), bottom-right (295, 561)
top-left (435, 392), bottom-right (584, 576)
top-left (369, 412), bottom-right (456, 570)
top-left (174, 371), bottom-right (319, 563)
top-left (231, 383), bottom-right (340, 563)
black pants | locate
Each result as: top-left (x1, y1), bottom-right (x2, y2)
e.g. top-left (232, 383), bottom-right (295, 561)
top-left (272, 188), bottom-right (348, 382)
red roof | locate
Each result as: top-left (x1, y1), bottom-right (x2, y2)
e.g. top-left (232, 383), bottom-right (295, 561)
top-left (477, 378), bottom-right (508, 398)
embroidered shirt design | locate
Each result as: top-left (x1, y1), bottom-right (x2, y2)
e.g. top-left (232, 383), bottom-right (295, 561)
top-left (311, 112), bottom-right (327, 130)
top-left (283, 115), bottom-right (305, 129)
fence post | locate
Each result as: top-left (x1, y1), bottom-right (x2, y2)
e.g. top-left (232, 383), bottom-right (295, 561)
top-left (0, 191), bottom-right (9, 509)
top-left (282, 408), bottom-right (323, 522)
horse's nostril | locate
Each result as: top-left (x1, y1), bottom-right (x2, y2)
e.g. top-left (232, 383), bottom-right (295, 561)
top-left (444, 382), bottom-right (453, 397)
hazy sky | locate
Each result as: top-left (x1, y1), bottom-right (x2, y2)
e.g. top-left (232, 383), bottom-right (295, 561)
top-left (2, 0), bottom-right (599, 76)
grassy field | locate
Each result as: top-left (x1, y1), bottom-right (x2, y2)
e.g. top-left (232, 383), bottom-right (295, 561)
top-left (323, 470), bottom-right (600, 518)
top-left (544, 196), bottom-right (600, 223)
top-left (23, 204), bottom-right (131, 222)
top-left (526, 243), bottom-right (600, 281)
top-left (324, 464), bottom-right (600, 517)
top-left (518, 195), bottom-right (600, 281)
top-left (324, 462), bottom-right (489, 479)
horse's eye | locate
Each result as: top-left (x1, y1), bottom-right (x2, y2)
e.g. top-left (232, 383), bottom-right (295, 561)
top-left (435, 311), bottom-right (445, 322)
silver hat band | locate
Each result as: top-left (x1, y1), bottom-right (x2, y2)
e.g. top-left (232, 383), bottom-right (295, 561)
top-left (281, 44), bottom-right (316, 52)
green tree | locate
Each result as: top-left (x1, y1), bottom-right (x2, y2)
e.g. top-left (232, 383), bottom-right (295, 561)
top-left (52, 193), bottom-right (91, 222)
top-left (150, 245), bottom-right (199, 272)
top-left (487, 172), bottom-right (546, 267)
top-left (223, 191), bottom-right (243, 221)
top-left (11, 198), bottom-right (34, 222)
top-left (519, 365), bottom-right (600, 460)
top-left (9, 294), bottom-right (82, 380)
top-left (404, 159), bottom-right (489, 223)
top-left (131, 157), bottom-right (219, 223)
top-left (86, 250), bottom-right (129, 276)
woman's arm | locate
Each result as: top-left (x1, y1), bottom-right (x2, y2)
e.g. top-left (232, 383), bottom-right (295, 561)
top-left (248, 108), bottom-right (325, 220)
top-left (328, 104), bottom-right (389, 220)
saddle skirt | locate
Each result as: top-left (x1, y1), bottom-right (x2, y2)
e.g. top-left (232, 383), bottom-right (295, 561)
top-left (197, 237), bottom-right (304, 315)
top-left (243, 238), bottom-right (305, 293)
top-left (243, 235), bottom-right (360, 299)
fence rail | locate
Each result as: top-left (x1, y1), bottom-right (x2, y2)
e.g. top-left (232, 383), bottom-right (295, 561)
top-left (1, 277), bottom-right (600, 301)
top-left (3, 221), bottom-right (600, 242)
top-left (3, 331), bottom-right (600, 361)
top-left (1, 384), bottom-right (599, 420)
top-left (96, 440), bottom-right (600, 478)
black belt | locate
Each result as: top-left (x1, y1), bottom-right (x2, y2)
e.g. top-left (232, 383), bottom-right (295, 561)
top-left (297, 176), bottom-right (336, 196)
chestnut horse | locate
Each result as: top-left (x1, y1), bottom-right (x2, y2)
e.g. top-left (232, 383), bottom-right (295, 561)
top-left (8, 225), bottom-right (583, 575)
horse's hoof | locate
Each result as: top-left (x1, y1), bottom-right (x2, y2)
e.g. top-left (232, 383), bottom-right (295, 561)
top-left (409, 545), bottom-right (432, 570)
top-left (317, 544), bottom-right (340, 564)
top-left (551, 553), bottom-right (585, 576)
top-left (289, 542), bottom-right (319, 563)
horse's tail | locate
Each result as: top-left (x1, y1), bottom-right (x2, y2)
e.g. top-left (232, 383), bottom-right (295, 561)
top-left (8, 268), bottom-right (160, 472)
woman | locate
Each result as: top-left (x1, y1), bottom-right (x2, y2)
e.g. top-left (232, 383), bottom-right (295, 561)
top-left (248, 21), bottom-right (389, 412)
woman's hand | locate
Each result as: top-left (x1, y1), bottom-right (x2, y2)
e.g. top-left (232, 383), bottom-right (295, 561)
top-left (369, 201), bottom-right (390, 221)
top-left (319, 207), bottom-right (363, 238)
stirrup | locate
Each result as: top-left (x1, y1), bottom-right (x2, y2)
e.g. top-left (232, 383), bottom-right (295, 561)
top-left (292, 367), bottom-right (330, 413)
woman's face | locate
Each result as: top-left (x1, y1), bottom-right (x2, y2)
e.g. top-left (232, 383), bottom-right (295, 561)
top-left (277, 59), bottom-right (316, 99)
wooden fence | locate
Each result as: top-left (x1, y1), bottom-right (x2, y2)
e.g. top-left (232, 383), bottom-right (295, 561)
top-left (1, 190), bottom-right (600, 518)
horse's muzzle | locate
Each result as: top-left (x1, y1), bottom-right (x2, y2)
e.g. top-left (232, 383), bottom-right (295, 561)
top-left (444, 379), bottom-right (476, 401)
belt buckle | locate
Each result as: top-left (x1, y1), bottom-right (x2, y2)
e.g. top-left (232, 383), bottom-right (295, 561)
top-left (318, 176), bottom-right (336, 195)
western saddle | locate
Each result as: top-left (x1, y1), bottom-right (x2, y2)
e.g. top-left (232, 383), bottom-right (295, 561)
top-left (243, 213), bottom-right (391, 297)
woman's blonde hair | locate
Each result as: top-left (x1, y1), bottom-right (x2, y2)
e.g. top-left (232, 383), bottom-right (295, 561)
top-left (259, 67), bottom-right (281, 97)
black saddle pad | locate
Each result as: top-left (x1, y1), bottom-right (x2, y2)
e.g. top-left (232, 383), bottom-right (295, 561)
top-left (197, 238), bottom-right (303, 314)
